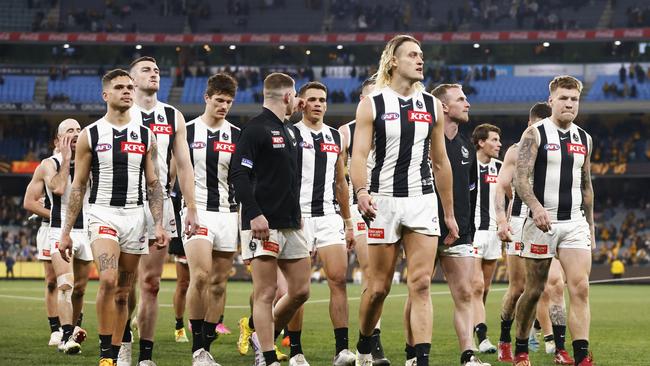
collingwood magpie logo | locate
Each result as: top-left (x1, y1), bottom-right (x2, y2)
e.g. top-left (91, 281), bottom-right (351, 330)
top-left (461, 146), bottom-right (469, 158)
top-left (573, 133), bottom-right (579, 142)
top-left (157, 114), bottom-right (165, 122)
top-left (249, 240), bottom-right (257, 251)
top-left (222, 132), bottom-right (229, 140)
top-left (130, 131), bottom-right (139, 140)
top-left (416, 100), bottom-right (423, 109)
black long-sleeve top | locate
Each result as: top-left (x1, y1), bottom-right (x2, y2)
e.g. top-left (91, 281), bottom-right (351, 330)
top-left (231, 108), bottom-right (301, 230)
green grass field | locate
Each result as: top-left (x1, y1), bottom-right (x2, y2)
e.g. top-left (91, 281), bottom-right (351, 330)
top-left (0, 280), bottom-right (647, 365)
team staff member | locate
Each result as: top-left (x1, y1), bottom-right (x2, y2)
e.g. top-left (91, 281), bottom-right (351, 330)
top-left (231, 72), bottom-right (311, 366)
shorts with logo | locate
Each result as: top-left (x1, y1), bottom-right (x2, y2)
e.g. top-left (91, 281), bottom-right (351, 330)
top-left (88, 205), bottom-right (148, 255)
top-left (505, 216), bottom-right (526, 256)
top-left (437, 233), bottom-right (474, 258)
top-left (351, 204), bottom-right (367, 237)
top-left (366, 193), bottom-right (440, 245)
top-left (241, 228), bottom-right (310, 261)
top-left (521, 218), bottom-right (591, 259)
top-left (473, 230), bottom-right (502, 260)
top-left (303, 214), bottom-right (346, 251)
top-left (145, 197), bottom-right (178, 239)
top-left (36, 223), bottom-right (51, 261)
top-left (183, 209), bottom-right (238, 252)
top-left (48, 227), bottom-right (93, 261)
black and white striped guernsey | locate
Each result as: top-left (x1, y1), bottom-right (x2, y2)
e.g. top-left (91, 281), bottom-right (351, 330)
top-left (296, 121), bottom-right (341, 217)
top-left (42, 191), bottom-right (51, 224)
top-left (340, 120), bottom-right (375, 205)
top-left (369, 87), bottom-right (436, 197)
top-left (86, 118), bottom-right (152, 208)
top-left (186, 117), bottom-right (240, 213)
top-left (531, 118), bottom-right (592, 222)
top-left (474, 157), bottom-right (502, 231)
top-left (130, 101), bottom-right (179, 195)
top-left (45, 154), bottom-right (87, 229)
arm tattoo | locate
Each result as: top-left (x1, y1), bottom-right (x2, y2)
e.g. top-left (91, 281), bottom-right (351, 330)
top-left (63, 186), bottom-right (86, 233)
top-left (147, 182), bottom-right (164, 226)
top-left (147, 141), bottom-right (164, 226)
top-left (549, 304), bottom-right (567, 326)
top-left (514, 129), bottom-right (542, 210)
top-left (97, 253), bottom-right (117, 272)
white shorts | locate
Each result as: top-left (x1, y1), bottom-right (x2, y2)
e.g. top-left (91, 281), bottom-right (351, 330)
top-left (521, 218), bottom-right (592, 259)
top-left (505, 216), bottom-right (526, 256)
top-left (183, 209), bottom-right (238, 252)
top-left (36, 223), bottom-right (51, 261)
top-left (350, 204), bottom-right (367, 237)
top-left (473, 230), bottom-right (502, 260)
top-left (367, 193), bottom-right (440, 244)
top-left (48, 227), bottom-right (93, 261)
top-left (88, 205), bottom-right (148, 255)
top-left (241, 228), bottom-right (310, 261)
top-left (438, 243), bottom-right (474, 258)
top-left (145, 197), bottom-right (178, 239)
top-left (303, 214), bottom-right (346, 251)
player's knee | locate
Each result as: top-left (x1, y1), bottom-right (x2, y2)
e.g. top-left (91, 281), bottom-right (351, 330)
top-left (472, 279), bottom-right (485, 297)
top-left (326, 271), bottom-right (347, 291)
top-left (98, 274), bottom-right (118, 292)
top-left (255, 285), bottom-right (277, 304)
top-left (407, 273), bottom-right (431, 297)
top-left (191, 268), bottom-right (209, 290)
top-left (46, 280), bottom-right (57, 293)
top-left (526, 283), bottom-right (546, 302)
top-left (290, 286), bottom-right (310, 305)
top-left (142, 275), bottom-right (161, 296)
top-left (72, 284), bottom-right (86, 300)
top-left (179, 278), bottom-right (190, 293)
top-left (208, 280), bottom-right (227, 299)
top-left (114, 291), bottom-right (129, 307)
top-left (368, 284), bottom-right (389, 304)
top-left (569, 279), bottom-right (589, 302)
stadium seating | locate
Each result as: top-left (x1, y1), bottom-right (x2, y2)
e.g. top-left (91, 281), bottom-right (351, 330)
top-left (586, 75), bottom-right (650, 101)
top-left (0, 75), bottom-right (35, 103)
top-left (467, 76), bottom-right (556, 103)
top-left (47, 76), bottom-right (172, 103)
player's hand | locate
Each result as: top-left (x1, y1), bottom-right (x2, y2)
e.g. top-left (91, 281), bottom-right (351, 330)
top-left (345, 227), bottom-right (356, 250)
top-left (184, 207), bottom-right (199, 238)
top-left (251, 214), bottom-right (270, 241)
top-left (58, 231), bottom-right (73, 262)
top-left (356, 193), bottom-right (377, 221)
top-left (151, 224), bottom-right (170, 249)
top-left (531, 205), bottom-right (552, 232)
top-left (497, 220), bottom-right (514, 242)
top-left (443, 215), bottom-right (460, 246)
top-left (58, 135), bottom-right (72, 162)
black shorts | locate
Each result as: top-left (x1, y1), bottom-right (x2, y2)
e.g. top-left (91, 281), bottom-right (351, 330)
top-left (168, 237), bottom-right (186, 257)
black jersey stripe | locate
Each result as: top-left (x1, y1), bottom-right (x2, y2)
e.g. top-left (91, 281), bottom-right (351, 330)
top-left (206, 130), bottom-right (221, 211)
top-left (89, 126), bottom-right (100, 204)
top-left (311, 131), bottom-right (327, 216)
top-left (370, 94), bottom-right (386, 193)
top-left (532, 125), bottom-right (548, 216)
top-left (392, 98), bottom-right (414, 197)
top-left (110, 128), bottom-right (129, 207)
top-left (557, 131), bottom-right (574, 220)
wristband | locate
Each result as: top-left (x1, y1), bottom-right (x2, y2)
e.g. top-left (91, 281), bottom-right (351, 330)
top-left (355, 187), bottom-right (368, 195)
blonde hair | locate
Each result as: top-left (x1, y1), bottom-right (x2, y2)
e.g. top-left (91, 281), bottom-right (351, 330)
top-left (375, 34), bottom-right (424, 91)
top-left (549, 75), bottom-right (583, 94)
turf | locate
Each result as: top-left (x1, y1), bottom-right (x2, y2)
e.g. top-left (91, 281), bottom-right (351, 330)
top-left (0, 280), bottom-right (647, 365)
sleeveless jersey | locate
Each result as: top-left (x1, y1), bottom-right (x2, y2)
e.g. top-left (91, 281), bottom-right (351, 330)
top-left (474, 157), bottom-right (502, 231)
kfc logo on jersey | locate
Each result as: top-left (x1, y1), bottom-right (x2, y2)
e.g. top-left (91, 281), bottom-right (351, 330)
top-left (190, 141), bottom-right (206, 149)
top-left (121, 141), bottom-right (146, 154)
top-left (368, 228), bottom-right (385, 239)
top-left (530, 243), bottom-right (548, 255)
top-left (95, 143), bottom-right (112, 152)
top-left (99, 226), bottom-right (117, 236)
top-left (214, 141), bottom-right (236, 153)
top-left (196, 227), bottom-right (208, 236)
top-left (272, 136), bottom-right (284, 144)
top-left (407, 110), bottom-right (432, 123)
top-left (320, 143), bottom-right (340, 153)
top-left (567, 143), bottom-right (586, 155)
top-left (484, 174), bottom-right (498, 184)
top-left (544, 143), bottom-right (560, 151)
top-left (150, 124), bottom-right (173, 135)
top-left (381, 112), bottom-right (399, 121)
